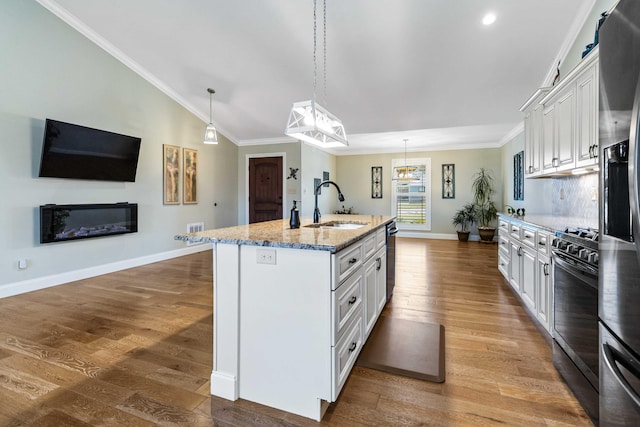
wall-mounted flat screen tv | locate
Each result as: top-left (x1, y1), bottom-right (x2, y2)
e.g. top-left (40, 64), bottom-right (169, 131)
top-left (39, 119), bottom-right (142, 182)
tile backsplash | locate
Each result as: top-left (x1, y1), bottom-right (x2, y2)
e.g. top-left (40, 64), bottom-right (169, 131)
top-left (551, 173), bottom-right (599, 227)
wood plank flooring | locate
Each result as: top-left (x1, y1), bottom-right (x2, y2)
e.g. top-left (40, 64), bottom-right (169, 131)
top-left (0, 238), bottom-right (592, 426)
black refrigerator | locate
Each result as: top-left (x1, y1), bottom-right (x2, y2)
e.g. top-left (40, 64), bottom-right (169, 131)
top-left (599, 0), bottom-right (640, 425)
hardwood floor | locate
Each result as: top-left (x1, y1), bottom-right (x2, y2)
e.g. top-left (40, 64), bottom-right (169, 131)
top-left (0, 238), bottom-right (591, 426)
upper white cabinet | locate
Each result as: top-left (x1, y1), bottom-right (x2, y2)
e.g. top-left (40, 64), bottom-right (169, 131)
top-left (521, 89), bottom-right (550, 177)
top-left (522, 47), bottom-right (599, 177)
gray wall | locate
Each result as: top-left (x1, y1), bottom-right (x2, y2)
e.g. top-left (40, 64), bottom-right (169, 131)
top-left (560, 0), bottom-right (619, 77)
top-left (0, 1), bottom-right (238, 289)
top-left (500, 132), bottom-right (553, 215)
top-left (336, 147), bottom-right (503, 236)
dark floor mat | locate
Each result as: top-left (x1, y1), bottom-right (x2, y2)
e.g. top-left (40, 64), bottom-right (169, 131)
top-left (356, 316), bottom-right (445, 383)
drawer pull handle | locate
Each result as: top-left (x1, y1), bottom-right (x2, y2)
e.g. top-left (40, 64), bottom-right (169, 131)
top-left (348, 296), bottom-right (357, 305)
top-left (348, 342), bottom-right (357, 352)
top-left (543, 263), bottom-right (550, 276)
top-left (538, 241), bottom-right (546, 246)
top-left (524, 234), bottom-right (532, 239)
top-left (376, 257), bottom-right (382, 271)
top-left (348, 257), bottom-right (358, 265)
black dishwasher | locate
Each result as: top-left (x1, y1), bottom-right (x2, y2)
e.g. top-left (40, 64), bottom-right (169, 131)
top-left (386, 221), bottom-right (398, 300)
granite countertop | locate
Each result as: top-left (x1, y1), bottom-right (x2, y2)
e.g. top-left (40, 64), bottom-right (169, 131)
top-left (498, 213), bottom-right (598, 234)
top-left (175, 214), bottom-right (396, 253)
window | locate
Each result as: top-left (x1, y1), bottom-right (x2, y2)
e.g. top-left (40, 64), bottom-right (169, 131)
top-left (391, 158), bottom-right (431, 230)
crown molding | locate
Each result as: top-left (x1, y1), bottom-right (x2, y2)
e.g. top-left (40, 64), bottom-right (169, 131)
top-left (35, 0), bottom-right (240, 145)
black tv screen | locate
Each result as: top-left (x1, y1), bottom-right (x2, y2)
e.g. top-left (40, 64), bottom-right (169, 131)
top-left (39, 119), bottom-right (142, 182)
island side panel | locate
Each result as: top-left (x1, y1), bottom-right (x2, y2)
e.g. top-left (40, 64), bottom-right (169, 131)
top-left (239, 246), bottom-right (332, 421)
top-left (211, 243), bottom-right (241, 400)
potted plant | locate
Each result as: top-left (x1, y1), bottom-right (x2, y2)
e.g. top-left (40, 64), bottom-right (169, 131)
top-left (471, 168), bottom-right (498, 243)
top-left (452, 203), bottom-right (476, 242)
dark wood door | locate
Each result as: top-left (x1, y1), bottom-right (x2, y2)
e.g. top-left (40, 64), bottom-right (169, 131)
top-left (249, 156), bottom-right (283, 223)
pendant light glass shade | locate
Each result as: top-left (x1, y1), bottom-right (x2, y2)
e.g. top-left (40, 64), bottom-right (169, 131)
top-left (285, 100), bottom-right (348, 148)
top-left (204, 88), bottom-right (218, 145)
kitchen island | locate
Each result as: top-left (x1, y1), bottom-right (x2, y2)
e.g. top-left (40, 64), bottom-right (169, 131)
top-left (176, 214), bottom-right (395, 421)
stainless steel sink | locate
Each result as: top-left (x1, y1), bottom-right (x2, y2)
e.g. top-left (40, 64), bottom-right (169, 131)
top-left (304, 221), bottom-right (367, 230)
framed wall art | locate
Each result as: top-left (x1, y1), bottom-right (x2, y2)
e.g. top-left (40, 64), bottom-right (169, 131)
top-left (163, 144), bottom-right (180, 205)
top-left (183, 148), bottom-right (198, 204)
top-left (442, 164), bottom-right (455, 199)
top-left (371, 166), bottom-right (382, 198)
top-left (514, 151), bottom-right (524, 201)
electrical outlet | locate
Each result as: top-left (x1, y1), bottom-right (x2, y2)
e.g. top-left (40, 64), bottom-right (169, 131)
top-left (18, 259), bottom-right (27, 270)
top-left (256, 249), bottom-right (277, 265)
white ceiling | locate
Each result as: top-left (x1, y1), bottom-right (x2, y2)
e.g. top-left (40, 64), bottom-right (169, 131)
top-left (39, 0), bottom-right (591, 155)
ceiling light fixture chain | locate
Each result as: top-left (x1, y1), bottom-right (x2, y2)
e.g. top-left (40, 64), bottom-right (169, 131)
top-left (313, 0), bottom-right (317, 105)
top-left (323, 0), bottom-right (327, 108)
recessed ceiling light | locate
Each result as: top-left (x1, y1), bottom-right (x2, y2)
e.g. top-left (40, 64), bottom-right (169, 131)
top-left (482, 13), bottom-right (496, 26)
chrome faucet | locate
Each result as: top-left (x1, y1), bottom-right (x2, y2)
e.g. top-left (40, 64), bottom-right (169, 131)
top-left (313, 180), bottom-right (345, 223)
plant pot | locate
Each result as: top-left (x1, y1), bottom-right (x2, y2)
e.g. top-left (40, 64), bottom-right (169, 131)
top-left (478, 227), bottom-right (496, 243)
top-left (456, 231), bottom-right (470, 242)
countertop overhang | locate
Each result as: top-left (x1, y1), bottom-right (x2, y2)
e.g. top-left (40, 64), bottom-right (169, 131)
top-left (175, 214), bottom-right (396, 253)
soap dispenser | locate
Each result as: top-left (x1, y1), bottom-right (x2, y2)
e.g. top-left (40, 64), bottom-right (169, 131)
top-left (289, 200), bottom-right (300, 229)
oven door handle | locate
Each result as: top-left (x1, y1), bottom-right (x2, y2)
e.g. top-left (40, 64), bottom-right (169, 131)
top-left (553, 252), bottom-right (598, 277)
top-left (603, 341), bottom-right (640, 408)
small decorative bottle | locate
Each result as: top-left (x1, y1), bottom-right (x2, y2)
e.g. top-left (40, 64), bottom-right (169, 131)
top-left (289, 200), bottom-right (300, 229)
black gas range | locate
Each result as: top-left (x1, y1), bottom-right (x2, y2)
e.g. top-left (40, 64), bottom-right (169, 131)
top-left (551, 226), bottom-right (600, 424)
top-left (551, 227), bottom-right (599, 270)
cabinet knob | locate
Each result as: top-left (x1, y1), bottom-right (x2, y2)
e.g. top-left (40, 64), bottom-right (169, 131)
top-left (348, 342), bottom-right (357, 352)
top-left (348, 257), bottom-right (358, 265)
top-left (348, 296), bottom-right (357, 305)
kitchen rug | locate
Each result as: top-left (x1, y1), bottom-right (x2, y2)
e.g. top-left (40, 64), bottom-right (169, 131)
top-left (356, 316), bottom-right (445, 383)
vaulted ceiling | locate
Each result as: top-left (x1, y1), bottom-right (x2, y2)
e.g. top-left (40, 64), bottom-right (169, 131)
top-left (39, 0), bottom-right (591, 154)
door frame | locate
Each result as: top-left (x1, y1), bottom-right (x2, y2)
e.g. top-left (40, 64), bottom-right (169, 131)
top-left (245, 152), bottom-right (287, 224)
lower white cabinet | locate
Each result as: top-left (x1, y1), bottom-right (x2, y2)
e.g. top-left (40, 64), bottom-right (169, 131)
top-left (363, 247), bottom-right (387, 339)
top-left (520, 246), bottom-right (537, 312)
top-left (498, 216), bottom-right (553, 333)
top-left (536, 253), bottom-right (552, 330)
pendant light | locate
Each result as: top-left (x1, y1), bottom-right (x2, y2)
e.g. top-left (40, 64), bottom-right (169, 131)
top-left (393, 139), bottom-right (419, 181)
top-left (204, 88), bottom-right (218, 145)
top-left (285, 0), bottom-right (348, 148)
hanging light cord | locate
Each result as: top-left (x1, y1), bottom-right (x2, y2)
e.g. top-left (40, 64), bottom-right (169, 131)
top-left (209, 91), bottom-right (213, 123)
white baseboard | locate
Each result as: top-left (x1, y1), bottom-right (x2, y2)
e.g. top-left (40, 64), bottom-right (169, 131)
top-left (0, 244), bottom-right (212, 299)
top-left (397, 231), bottom-right (495, 242)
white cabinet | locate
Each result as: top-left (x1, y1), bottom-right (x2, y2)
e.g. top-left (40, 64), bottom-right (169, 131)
top-left (542, 87), bottom-right (576, 173)
top-left (363, 247), bottom-right (387, 339)
top-left (523, 47), bottom-right (599, 177)
top-left (520, 246), bottom-right (537, 312)
top-left (497, 216), bottom-right (553, 333)
top-left (521, 89), bottom-right (550, 177)
top-left (575, 63), bottom-right (599, 167)
top-left (536, 253), bottom-right (552, 330)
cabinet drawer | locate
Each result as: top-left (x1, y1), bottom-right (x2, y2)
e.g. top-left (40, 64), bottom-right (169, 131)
top-left (332, 271), bottom-right (363, 345)
top-left (363, 233), bottom-right (377, 260)
top-left (521, 226), bottom-right (536, 249)
top-left (376, 227), bottom-right (386, 250)
top-left (509, 223), bottom-right (521, 240)
top-left (498, 251), bottom-right (509, 281)
top-left (332, 314), bottom-right (363, 399)
top-left (536, 231), bottom-right (551, 256)
top-left (499, 219), bottom-right (510, 233)
top-left (498, 234), bottom-right (510, 256)
top-left (334, 242), bottom-right (363, 287)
